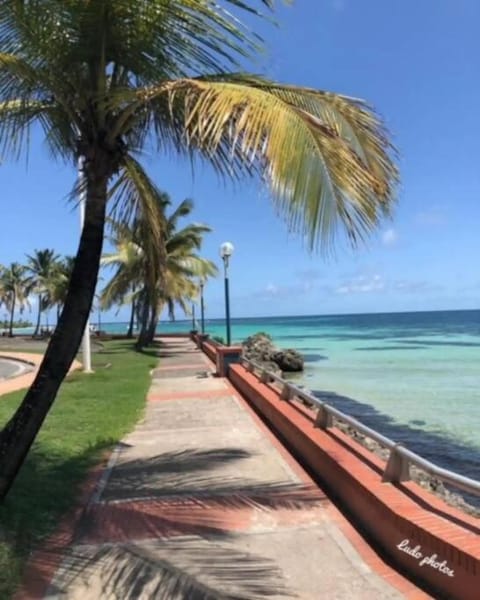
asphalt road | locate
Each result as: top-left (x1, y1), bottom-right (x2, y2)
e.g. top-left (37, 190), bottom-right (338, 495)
top-left (0, 358), bottom-right (22, 379)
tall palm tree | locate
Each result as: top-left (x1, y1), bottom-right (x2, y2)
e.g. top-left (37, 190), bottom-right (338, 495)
top-left (101, 221), bottom-right (146, 339)
top-left (0, 263), bottom-right (30, 337)
top-left (26, 249), bottom-right (61, 336)
top-left (142, 201), bottom-right (218, 346)
top-left (101, 196), bottom-right (217, 346)
top-left (0, 2), bottom-right (397, 498)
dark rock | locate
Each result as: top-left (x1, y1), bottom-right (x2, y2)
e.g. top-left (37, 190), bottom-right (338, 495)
top-left (271, 349), bottom-right (304, 372)
top-left (242, 333), bottom-right (278, 372)
top-left (242, 332), bottom-right (304, 374)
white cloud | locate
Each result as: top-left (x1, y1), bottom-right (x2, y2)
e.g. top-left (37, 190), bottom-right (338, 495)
top-left (394, 280), bottom-right (442, 294)
top-left (253, 278), bottom-right (320, 301)
top-left (335, 274), bottom-right (441, 296)
top-left (381, 228), bottom-right (398, 246)
top-left (336, 274), bottom-right (386, 295)
top-left (265, 283), bottom-right (279, 296)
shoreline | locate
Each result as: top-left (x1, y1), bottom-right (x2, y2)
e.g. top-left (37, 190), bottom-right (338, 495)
top-left (239, 330), bottom-right (480, 517)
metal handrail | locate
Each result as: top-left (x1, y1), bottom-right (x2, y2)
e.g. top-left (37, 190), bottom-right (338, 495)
top-left (242, 357), bottom-right (480, 498)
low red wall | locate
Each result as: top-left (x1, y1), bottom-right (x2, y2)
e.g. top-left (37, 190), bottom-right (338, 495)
top-left (202, 341), bottom-right (218, 363)
top-left (228, 364), bottom-right (480, 600)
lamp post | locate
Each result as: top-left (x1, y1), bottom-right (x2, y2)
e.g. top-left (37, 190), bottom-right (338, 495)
top-left (191, 302), bottom-right (196, 331)
top-left (78, 156), bottom-right (92, 373)
top-left (199, 278), bottom-right (205, 334)
top-left (220, 242), bottom-right (234, 346)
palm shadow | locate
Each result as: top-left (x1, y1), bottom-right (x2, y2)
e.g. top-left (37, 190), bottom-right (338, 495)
top-left (94, 447), bottom-right (325, 508)
top-left (35, 447), bottom-right (321, 598)
top-left (45, 538), bottom-right (296, 599)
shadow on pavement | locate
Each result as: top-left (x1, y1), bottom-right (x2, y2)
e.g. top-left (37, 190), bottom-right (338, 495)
top-left (46, 538), bottom-right (294, 599)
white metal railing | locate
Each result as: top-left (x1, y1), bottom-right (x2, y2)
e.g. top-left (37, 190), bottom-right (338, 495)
top-left (242, 357), bottom-right (480, 499)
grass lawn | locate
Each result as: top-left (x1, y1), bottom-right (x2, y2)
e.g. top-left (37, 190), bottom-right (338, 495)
top-left (0, 340), bottom-right (158, 598)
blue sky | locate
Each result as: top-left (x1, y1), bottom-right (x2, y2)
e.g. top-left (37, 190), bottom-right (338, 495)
top-left (1, 0), bottom-right (479, 322)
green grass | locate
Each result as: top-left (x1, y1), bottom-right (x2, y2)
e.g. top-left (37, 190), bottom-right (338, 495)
top-left (0, 340), bottom-right (157, 598)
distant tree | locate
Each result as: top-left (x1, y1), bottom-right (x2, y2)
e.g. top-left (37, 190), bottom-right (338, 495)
top-left (101, 195), bottom-right (217, 346)
top-left (0, 263), bottom-right (31, 337)
top-left (26, 249), bottom-right (61, 336)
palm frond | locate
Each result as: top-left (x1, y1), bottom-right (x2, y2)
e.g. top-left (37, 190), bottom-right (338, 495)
top-left (167, 223), bottom-right (213, 254)
top-left (100, 269), bottom-right (136, 311)
top-left (167, 198), bottom-right (194, 230)
top-left (129, 74), bottom-right (397, 250)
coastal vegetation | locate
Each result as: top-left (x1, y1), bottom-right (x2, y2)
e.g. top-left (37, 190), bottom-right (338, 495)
top-left (101, 193), bottom-right (217, 348)
top-left (26, 249), bottom-right (61, 337)
top-left (0, 340), bottom-right (156, 598)
top-left (0, 2), bottom-right (397, 500)
top-left (0, 264), bottom-right (30, 337)
top-left (0, 191), bottom-right (213, 346)
top-left (0, 254), bottom-right (74, 337)
top-left (1, 319), bottom-right (32, 330)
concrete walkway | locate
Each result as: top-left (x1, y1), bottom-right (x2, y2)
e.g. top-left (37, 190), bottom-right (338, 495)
top-left (24, 337), bottom-right (427, 599)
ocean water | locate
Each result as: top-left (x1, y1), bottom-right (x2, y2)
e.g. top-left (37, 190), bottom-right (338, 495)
top-left (15, 310), bottom-right (480, 485)
top-left (133, 309), bottom-right (479, 485)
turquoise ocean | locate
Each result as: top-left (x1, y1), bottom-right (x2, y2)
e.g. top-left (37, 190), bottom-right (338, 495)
top-left (135, 309), bottom-right (480, 487)
top-left (16, 309), bottom-right (480, 487)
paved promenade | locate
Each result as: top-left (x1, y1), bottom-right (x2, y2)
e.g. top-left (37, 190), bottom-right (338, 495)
top-left (19, 337), bottom-right (430, 599)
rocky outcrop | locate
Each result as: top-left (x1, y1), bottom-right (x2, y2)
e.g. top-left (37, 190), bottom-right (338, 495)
top-left (271, 349), bottom-right (304, 372)
top-left (242, 332), bottom-right (304, 374)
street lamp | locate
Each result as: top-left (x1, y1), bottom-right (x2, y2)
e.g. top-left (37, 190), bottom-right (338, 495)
top-left (199, 278), bottom-right (205, 334)
top-left (220, 242), bottom-right (234, 346)
top-left (191, 301), bottom-right (196, 331)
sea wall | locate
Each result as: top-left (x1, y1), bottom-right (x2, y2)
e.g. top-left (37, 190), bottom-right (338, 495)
top-left (197, 337), bottom-right (480, 600)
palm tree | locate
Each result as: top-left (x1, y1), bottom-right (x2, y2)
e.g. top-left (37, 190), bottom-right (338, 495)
top-left (0, 2), bottom-right (397, 499)
top-left (141, 200), bottom-right (218, 346)
top-left (48, 256), bottom-right (75, 323)
top-left (101, 195), bottom-right (217, 346)
top-left (101, 222), bottom-right (145, 339)
top-left (26, 249), bottom-right (61, 336)
top-left (0, 263), bottom-right (30, 337)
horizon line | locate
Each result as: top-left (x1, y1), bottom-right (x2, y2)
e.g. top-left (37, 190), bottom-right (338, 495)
top-left (95, 306), bottom-right (479, 324)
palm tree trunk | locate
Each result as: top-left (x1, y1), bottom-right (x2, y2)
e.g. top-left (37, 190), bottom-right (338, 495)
top-left (135, 289), bottom-right (150, 349)
top-left (127, 296), bottom-right (136, 339)
top-left (146, 304), bottom-right (159, 345)
top-left (34, 294), bottom-right (42, 337)
top-left (8, 292), bottom-right (16, 337)
top-left (0, 167), bottom-right (108, 501)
